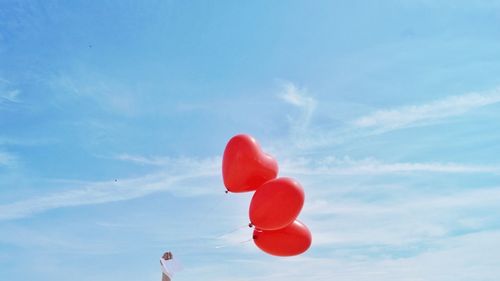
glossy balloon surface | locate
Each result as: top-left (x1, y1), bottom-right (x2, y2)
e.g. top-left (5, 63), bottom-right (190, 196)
top-left (222, 134), bottom-right (278, 193)
top-left (253, 220), bottom-right (312, 256)
top-left (249, 177), bottom-right (304, 230)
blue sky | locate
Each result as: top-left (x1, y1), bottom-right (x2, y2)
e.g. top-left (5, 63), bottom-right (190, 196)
top-left (1, 1), bottom-right (500, 280)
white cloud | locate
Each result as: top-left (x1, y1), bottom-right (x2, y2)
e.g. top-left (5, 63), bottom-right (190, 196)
top-left (0, 79), bottom-right (21, 104)
top-left (0, 137), bottom-right (57, 146)
top-left (276, 86), bottom-right (500, 149)
top-left (353, 87), bottom-right (500, 131)
top-left (0, 157), bottom-right (221, 221)
top-left (114, 154), bottom-right (170, 165)
top-left (278, 81), bottom-right (317, 141)
top-left (279, 82), bottom-right (316, 110)
top-left (49, 73), bottom-right (139, 116)
top-left (0, 151), bottom-right (16, 167)
top-left (187, 230), bottom-right (500, 281)
top-left (114, 154), bottom-right (175, 166)
top-left (200, 186), bottom-right (500, 281)
top-left (281, 156), bottom-right (500, 175)
top-left (303, 186), bottom-right (500, 247)
top-left (0, 89), bottom-right (20, 103)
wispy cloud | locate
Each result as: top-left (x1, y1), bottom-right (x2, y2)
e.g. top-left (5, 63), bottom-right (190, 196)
top-left (113, 153), bottom-right (172, 166)
top-left (49, 73), bottom-right (139, 116)
top-left (0, 151), bottom-right (16, 167)
top-left (0, 79), bottom-right (21, 104)
top-left (278, 81), bottom-right (317, 140)
top-left (279, 82), bottom-right (316, 110)
top-left (11, 154), bottom-right (487, 222)
top-left (285, 86), bottom-right (500, 149)
top-left (0, 136), bottom-right (57, 146)
top-left (353, 87), bottom-right (500, 132)
top-left (0, 157), bottom-right (221, 221)
top-left (304, 186), bottom-right (500, 246)
top-left (0, 89), bottom-right (20, 103)
top-left (281, 156), bottom-right (500, 175)
top-left (206, 230), bottom-right (500, 281)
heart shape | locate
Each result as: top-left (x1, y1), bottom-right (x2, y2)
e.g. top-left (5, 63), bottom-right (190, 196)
top-left (222, 134), bottom-right (278, 193)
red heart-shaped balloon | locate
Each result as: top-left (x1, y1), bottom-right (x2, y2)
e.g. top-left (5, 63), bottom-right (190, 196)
top-left (249, 177), bottom-right (304, 230)
top-left (253, 220), bottom-right (312, 256)
top-left (222, 134), bottom-right (279, 193)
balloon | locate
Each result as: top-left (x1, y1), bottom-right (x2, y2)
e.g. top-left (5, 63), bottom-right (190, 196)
top-left (249, 177), bottom-right (304, 230)
top-left (253, 220), bottom-right (312, 256)
top-left (222, 134), bottom-right (278, 193)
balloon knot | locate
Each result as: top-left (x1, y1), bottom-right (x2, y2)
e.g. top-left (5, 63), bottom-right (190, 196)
top-left (248, 223), bottom-right (253, 228)
top-left (225, 190), bottom-right (229, 194)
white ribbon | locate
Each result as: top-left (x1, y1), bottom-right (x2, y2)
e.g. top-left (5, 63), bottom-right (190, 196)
top-left (160, 257), bottom-right (183, 278)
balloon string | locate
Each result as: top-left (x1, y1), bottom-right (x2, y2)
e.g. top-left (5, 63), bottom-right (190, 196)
top-left (215, 224), bottom-right (250, 239)
top-left (188, 191), bottom-right (250, 244)
top-left (214, 238), bottom-right (253, 249)
top-left (192, 191), bottom-right (228, 231)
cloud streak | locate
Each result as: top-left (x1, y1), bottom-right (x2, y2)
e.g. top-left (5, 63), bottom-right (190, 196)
top-left (304, 186), bottom-right (500, 245)
top-left (353, 87), bottom-right (500, 131)
top-left (278, 81), bottom-right (317, 141)
top-left (0, 151), bottom-right (16, 167)
top-left (0, 157), bottom-right (221, 221)
top-left (113, 153), bottom-right (175, 166)
top-left (0, 89), bottom-right (20, 103)
top-left (286, 86), bottom-right (500, 149)
top-left (281, 156), bottom-right (500, 176)
top-left (190, 230), bottom-right (500, 281)
top-left (109, 154), bottom-right (222, 174)
top-left (0, 79), bottom-right (21, 104)
top-left (3, 152), bottom-right (497, 223)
